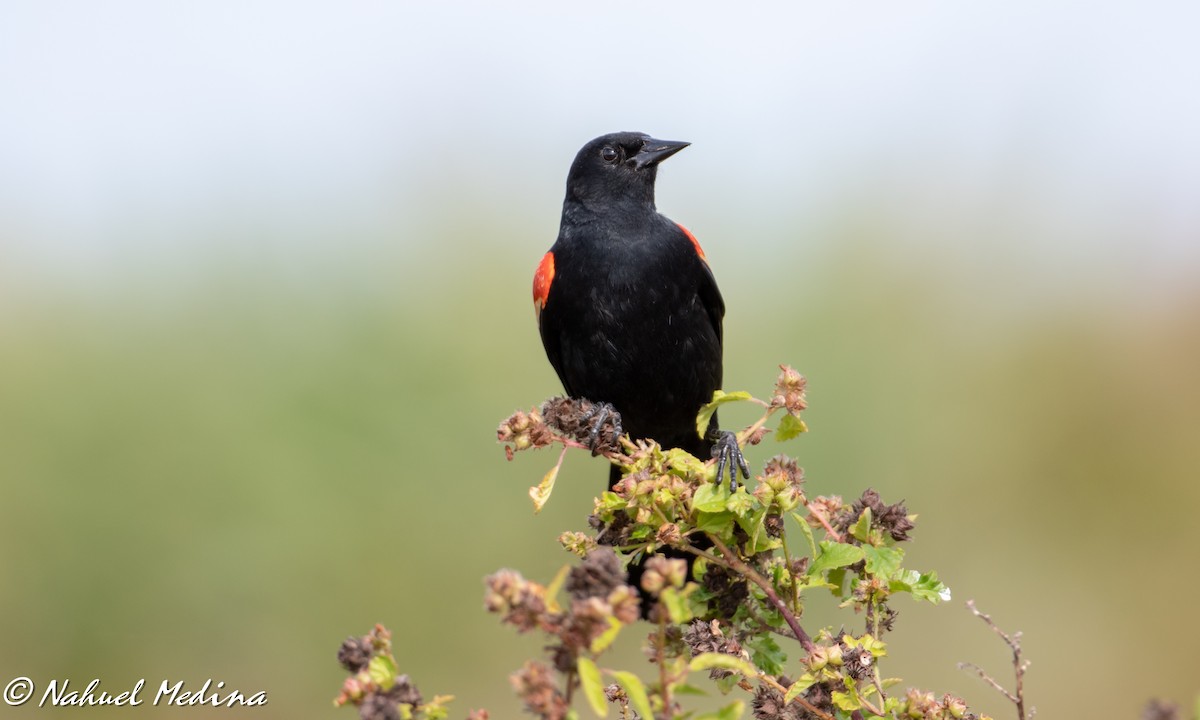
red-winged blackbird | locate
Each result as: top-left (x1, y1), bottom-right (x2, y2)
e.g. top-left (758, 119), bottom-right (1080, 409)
top-left (533, 132), bottom-right (749, 490)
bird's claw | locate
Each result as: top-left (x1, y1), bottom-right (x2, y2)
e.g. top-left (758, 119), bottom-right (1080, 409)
top-left (712, 430), bottom-right (750, 492)
top-left (578, 401), bottom-right (622, 456)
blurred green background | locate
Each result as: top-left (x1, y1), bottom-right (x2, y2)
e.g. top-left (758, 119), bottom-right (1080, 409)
top-left (2, 2), bottom-right (1198, 718)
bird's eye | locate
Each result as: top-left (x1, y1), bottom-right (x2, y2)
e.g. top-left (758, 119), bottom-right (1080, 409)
top-left (600, 146), bottom-right (619, 163)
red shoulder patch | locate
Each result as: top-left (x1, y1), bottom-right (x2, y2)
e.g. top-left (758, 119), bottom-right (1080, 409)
top-left (532, 251), bottom-right (555, 317)
top-left (676, 222), bottom-right (707, 262)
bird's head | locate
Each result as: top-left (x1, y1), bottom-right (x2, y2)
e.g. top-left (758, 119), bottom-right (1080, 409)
top-left (564, 132), bottom-right (689, 209)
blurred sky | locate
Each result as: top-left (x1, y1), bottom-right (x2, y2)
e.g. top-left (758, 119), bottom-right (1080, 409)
top-left (2, 1), bottom-right (1199, 288)
top-left (2, 2), bottom-right (1199, 719)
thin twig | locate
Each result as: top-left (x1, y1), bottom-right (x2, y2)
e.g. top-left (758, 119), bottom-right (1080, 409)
top-left (958, 662), bottom-right (1017, 704)
top-left (961, 600), bottom-right (1033, 720)
top-left (735, 405), bottom-right (778, 446)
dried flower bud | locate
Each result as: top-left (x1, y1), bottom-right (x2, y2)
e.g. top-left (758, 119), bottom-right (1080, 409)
top-left (484, 570), bottom-right (548, 632)
top-left (497, 408), bottom-right (554, 455)
top-left (558, 531), bottom-right (597, 557)
top-left (807, 645), bottom-right (829, 672)
top-left (511, 661), bottom-right (568, 720)
top-left (764, 455), bottom-right (804, 492)
top-left (640, 568), bottom-right (664, 595)
top-left (387, 675), bottom-right (422, 708)
top-left (683, 620), bottom-right (746, 679)
top-left (656, 522), bottom-right (682, 546)
top-left (835, 488), bottom-right (915, 542)
top-left (751, 684), bottom-right (784, 720)
top-left (644, 556), bottom-right (687, 591)
top-left (770, 365), bottom-right (808, 415)
top-left (337, 635), bottom-right (374, 672)
top-left (701, 563), bottom-right (749, 617)
top-left (566, 549), bottom-right (627, 601)
top-left (806, 495), bottom-right (844, 529)
top-left (943, 694), bottom-right (968, 719)
top-left (339, 676), bottom-right (366, 704)
top-left (359, 693), bottom-right (401, 720)
top-left (764, 514), bottom-right (785, 538)
top-left (902, 689), bottom-right (939, 718)
top-left (826, 643), bottom-right (844, 667)
top-left (607, 584), bottom-right (641, 624)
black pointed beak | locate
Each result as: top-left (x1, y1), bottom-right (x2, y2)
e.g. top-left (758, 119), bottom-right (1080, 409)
top-left (631, 137), bottom-right (690, 170)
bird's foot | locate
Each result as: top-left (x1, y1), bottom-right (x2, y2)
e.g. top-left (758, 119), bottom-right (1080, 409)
top-left (711, 430), bottom-right (750, 492)
top-left (578, 400), bottom-right (623, 456)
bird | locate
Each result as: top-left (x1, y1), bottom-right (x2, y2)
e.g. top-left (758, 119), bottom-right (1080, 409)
top-left (533, 131), bottom-right (749, 490)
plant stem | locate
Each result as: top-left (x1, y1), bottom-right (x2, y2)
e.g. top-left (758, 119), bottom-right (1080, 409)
top-left (689, 534), bottom-right (815, 653)
top-left (736, 406), bottom-right (777, 446)
top-left (779, 533), bottom-right (801, 614)
top-left (657, 613), bottom-right (671, 720)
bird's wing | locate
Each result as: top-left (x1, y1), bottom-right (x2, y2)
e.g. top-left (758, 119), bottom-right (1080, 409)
top-left (534, 249), bottom-right (574, 396)
top-left (675, 222), bottom-right (726, 348)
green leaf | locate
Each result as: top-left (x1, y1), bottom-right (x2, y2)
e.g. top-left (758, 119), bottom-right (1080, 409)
top-left (783, 672), bottom-right (817, 703)
top-left (696, 390), bottom-right (754, 438)
top-left (713, 674), bottom-right (740, 695)
top-left (849, 507), bottom-right (873, 543)
top-left (695, 511), bottom-right (735, 534)
top-left (890, 570), bottom-right (952, 603)
top-left (809, 541), bottom-right (865, 575)
top-left (674, 684), bottom-right (708, 696)
top-left (725, 489), bottom-right (755, 518)
top-left (660, 587), bottom-right (693, 624)
top-left (629, 525), bottom-right (653, 541)
top-left (576, 658), bottom-right (608, 717)
top-left (745, 635), bottom-right (787, 676)
top-left (775, 413), bottom-right (807, 441)
top-left (791, 512), bottom-right (819, 559)
top-left (366, 654), bottom-right (398, 690)
top-left (688, 652), bottom-right (758, 678)
top-left (664, 448), bottom-right (709, 479)
top-left (529, 463), bottom-right (559, 513)
top-left (608, 671), bottom-right (653, 720)
top-left (597, 491), bottom-right (625, 511)
top-left (692, 483), bottom-right (730, 512)
top-left (831, 690), bottom-right (861, 712)
top-left (590, 616), bottom-right (623, 653)
top-left (862, 545), bottom-right (904, 579)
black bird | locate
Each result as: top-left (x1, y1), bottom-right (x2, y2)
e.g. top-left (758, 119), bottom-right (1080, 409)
top-left (533, 131), bottom-right (749, 489)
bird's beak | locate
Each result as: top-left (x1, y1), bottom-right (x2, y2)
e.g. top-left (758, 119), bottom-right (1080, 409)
top-left (631, 138), bottom-right (690, 170)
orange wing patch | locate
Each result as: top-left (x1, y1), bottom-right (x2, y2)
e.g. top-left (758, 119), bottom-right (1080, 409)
top-left (676, 223), bottom-right (707, 262)
top-left (533, 251), bottom-right (555, 317)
